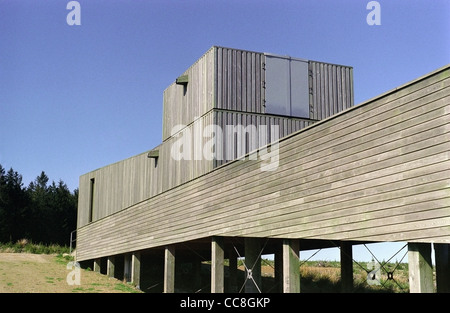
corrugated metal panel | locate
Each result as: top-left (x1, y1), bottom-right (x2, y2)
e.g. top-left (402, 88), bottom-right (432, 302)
top-left (215, 47), bottom-right (264, 114)
top-left (309, 61), bottom-right (354, 120)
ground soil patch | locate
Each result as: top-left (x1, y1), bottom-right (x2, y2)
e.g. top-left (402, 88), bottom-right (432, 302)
top-left (0, 253), bottom-right (141, 293)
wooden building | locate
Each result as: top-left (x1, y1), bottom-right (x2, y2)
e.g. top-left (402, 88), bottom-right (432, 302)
top-left (76, 46), bottom-right (450, 293)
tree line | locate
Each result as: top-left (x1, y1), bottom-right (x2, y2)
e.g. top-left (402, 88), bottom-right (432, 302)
top-left (0, 164), bottom-right (77, 246)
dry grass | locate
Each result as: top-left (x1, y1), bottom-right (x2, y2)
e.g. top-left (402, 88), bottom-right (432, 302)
top-left (241, 259), bottom-right (410, 293)
top-left (0, 253), bottom-right (142, 293)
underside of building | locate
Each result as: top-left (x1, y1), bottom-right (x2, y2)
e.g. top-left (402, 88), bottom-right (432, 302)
top-left (76, 46), bottom-right (450, 293)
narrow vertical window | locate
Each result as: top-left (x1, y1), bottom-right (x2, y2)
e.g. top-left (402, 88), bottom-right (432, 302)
top-left (176, 75), bottom-right (188, 96)
top-left (89, 178), bottom-right (95, 223)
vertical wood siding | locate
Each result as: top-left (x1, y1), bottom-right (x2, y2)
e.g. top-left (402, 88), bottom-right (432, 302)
top-left (77, 151), bottom-right (159, 228)
top-left (162, 47), bottom-right (215, 141)
top-left (213, 110), bottom-right (315, 167)
top-left (309, 61), bottom-right (354, 120)
top-left (215, 47), bottom-right (264, 114)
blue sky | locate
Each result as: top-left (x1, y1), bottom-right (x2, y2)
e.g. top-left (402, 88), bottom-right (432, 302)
top-left (1, 0), bottom-right (449, 262)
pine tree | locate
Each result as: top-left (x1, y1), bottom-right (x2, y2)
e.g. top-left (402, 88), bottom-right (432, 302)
top-left (1, 168), bottom-right (29, 242)
top-left (0, 166), bottom-right (77, 245)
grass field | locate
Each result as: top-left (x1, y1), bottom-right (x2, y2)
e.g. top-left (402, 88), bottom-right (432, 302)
top-left (258, 259), bottom-right (410, 293)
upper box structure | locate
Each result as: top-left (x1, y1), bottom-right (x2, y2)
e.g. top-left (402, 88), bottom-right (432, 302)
top-left (162, 46), bottom-right (354, 141)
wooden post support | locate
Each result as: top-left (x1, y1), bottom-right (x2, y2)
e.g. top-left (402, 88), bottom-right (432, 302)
top-left (340, 241), bottom-right (353, 293)
top-left (124, 253), bottom-right (132, 282)
top-left (131, 252), bottom-right (141, 290)
top-left (244, 238), bottom-right (261, 293)
top-left (93, 258), bottom-right (101, 273)
top-left (164, 245), bottom-right (176, 293)
top-left (107, 256), bottom-right (115, 278)
top-left (434, 243), bottom-right (450, 293)
top-left (408, 242), bottom-right (434, 293)
top-left (282, 239), bottom-right (300, 293)
top-left (228, 247), bottom-right (238, 293)
top-left (274, 245), bottom-right (283, 293)
top-left (193, 256), bottom-right (202, 292)
top-left (211, 236), bottom-right (225, 293)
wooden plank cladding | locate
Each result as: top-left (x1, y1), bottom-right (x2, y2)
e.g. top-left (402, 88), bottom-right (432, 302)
top-left (78, 110), bottom-right (315, 228)
top-left (162, 47), bottom-right (354, 142)
top-left (215, 47), bottom-right (264, 114)
top-left (77, 150), bottom-right (159, 227)
top-left (163, 47), bottom-right (266, 142)
top-left (162, 47), bottom-right (215, 142)
top-left (76, 65), bottom-right (450, 261)
top-left (213, 110), bottom-right (315, 167)
top-left (309, 61), bottom-right (354, 120)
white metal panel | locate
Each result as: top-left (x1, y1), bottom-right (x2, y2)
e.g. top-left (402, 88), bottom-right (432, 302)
top-left (290, 59), bottom-right (310, 118)
top-left (264, 55), bottom-right (309, 118)
top-left (264, 55), bottom-right (290, 116)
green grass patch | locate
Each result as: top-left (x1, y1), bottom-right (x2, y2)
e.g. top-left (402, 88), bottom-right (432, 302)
top-left (71, 287), bottom-right (84, 292)
top-left (55, 254), bottom-right (73, 265)
top-left (0, 239), bottom-right (70, 255)
top-left (114, 283), bottom-right (140, 293)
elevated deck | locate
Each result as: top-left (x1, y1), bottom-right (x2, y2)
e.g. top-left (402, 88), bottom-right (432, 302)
top-left (77, 64), bottom-right (449, 260)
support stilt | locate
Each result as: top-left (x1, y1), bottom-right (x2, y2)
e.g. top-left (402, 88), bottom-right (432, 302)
top-left (211, 236), bottom-right (224, 293)
top-left (164, 245), bottom-right (176, 293)
top-left (282, 239), bottom-right (300, 293)
top-left (340, 241), bottom-right (353, 293)
top-left (408, 242), bottom-right (434, 293)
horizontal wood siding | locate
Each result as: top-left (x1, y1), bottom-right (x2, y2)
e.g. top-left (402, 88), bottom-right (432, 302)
top-left (77, 66), bottom-right (450, 261)
top-left (309, 61), bottom-right (354, 120)
top-left (77, 109), bottom-right (314, 226)
top-left (77, 66), bottom-right (449, 260)
top-left (77, 66), bottom-right (450, 260)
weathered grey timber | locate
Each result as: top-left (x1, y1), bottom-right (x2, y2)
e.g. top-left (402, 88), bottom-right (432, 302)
top-left (77, 47), bottom-right (353, 228)
top-left (164, 246), bottom-right (175, 293)
top-left (340, 242), bottom-right (353, 293)
top-left (124, 254), bottom-right (131, 282)
top-left (131, 252), bottom-right (141, 289)
top-left (434, 243), bottom-right (450, 292)
top-left (408, 243), bottom-right (434, 293)
top-left (93, 258), bottom-right (101, 273)
top-left (282, 239), bottom-right (300, 293)
top-left (211, 237), bottom-right (224, 293)
top-left (107, 256), bottom-right (115, 278)
top-left (76, 63), bottom-right (450, 262)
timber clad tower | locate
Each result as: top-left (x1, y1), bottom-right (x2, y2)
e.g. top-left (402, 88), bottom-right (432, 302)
top-left (76, 46), bottom-right (450, 293)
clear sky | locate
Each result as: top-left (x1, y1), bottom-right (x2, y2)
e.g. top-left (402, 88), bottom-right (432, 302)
top-left (1, 0), bottom-right (449, 262)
